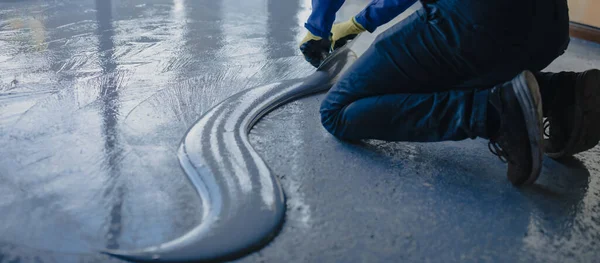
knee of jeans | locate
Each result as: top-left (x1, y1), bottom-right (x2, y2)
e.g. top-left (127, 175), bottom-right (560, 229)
top-left (319, 99), bottom-right (340, 134)
top-left (320, 98), bottom-right (352, 140)
top-left (321, 101), bottom-right (365, 142)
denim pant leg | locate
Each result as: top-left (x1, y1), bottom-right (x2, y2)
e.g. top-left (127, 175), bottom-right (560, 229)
top-left (320, 1), bottom-right (570, 143)
top-left (320, 6), bottom-right (494, 142)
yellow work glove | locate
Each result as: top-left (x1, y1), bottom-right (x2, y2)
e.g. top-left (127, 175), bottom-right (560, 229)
top-left (331, 17), bottom-right (366, 51)
top-left (299, 31), bottom-right (332, 68)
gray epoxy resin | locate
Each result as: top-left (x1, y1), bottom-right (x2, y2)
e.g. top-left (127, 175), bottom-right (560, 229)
top-left (102, 43), bottom-right (358, 262)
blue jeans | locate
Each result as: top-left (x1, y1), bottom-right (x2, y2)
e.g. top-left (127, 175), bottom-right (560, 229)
top-left (320, 0), bottom-right (570, 142)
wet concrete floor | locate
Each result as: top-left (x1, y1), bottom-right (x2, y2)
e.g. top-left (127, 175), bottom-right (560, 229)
top-left (1, 0), bottom-right (600, 262)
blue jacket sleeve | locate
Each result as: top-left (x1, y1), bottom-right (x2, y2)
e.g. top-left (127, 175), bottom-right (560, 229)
top-left (354, 0), bottom-right (419, 32)
top-left (304, 0), bottom-right (418, 38)
top-left (304, 0), bottom-right (346, 39)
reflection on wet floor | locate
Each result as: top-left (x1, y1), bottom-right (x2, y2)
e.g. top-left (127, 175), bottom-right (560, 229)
top-left (1, 0), bottom-right (600, 262)
top-left (94, 0), bottom-right (126, 251)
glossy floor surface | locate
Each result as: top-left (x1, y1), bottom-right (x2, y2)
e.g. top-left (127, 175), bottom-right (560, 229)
top-left (1, 0), bottom-right (600, 262)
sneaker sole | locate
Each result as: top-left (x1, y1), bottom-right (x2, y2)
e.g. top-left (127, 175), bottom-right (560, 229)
top-left (513, 71), bottom-right (543, 185)
top-left (546, 69), bottom-right (600, 159)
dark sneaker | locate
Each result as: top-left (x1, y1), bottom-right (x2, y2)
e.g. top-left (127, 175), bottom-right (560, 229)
top-left (488, 71), bottom-right (544, 186)
top-left (544, 69), bottom-right (600, 158)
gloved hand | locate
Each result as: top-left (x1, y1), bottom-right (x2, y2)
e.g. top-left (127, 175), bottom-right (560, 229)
top-left (331, 17), bottom-right (365, 51)
top-left (299, 31), bottom-right (332, 68)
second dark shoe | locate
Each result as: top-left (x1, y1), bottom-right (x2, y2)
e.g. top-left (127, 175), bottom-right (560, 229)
top-left (544, 69), bottom-right (600, 158)
top-left (488, 71), bottom-right (544, 186)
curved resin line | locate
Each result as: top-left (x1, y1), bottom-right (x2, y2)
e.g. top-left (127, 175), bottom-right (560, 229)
top-left (102, 45), bottom-right (357, 262)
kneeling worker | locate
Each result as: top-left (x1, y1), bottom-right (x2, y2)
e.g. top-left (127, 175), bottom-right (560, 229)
top-left (299, 0), bottom-right (600, 185)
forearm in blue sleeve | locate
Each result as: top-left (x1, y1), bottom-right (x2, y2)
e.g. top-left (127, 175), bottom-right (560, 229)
top-left (304, 0), bottom-right (346, 39)
top-left (354, 0), bottom-right (418, 32)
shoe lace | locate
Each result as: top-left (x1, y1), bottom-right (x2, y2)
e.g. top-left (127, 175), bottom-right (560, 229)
top-left (488, 139), bottom-right (508, 163)
top-left (487, 87), bottom-right (511, 163)
top-left (543, 117), bottom-right (551, 138)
